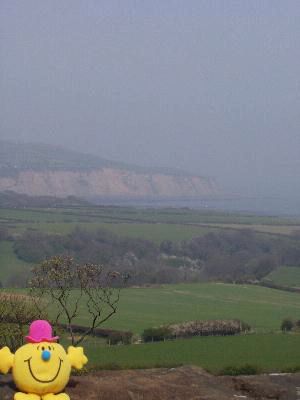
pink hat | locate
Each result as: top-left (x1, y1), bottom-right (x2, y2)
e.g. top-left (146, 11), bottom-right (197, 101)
top-left (26, 320), bottom-right (59, 343)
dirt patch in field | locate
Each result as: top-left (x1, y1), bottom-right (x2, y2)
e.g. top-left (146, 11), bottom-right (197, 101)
top-left (1, 366), bottom-right (300, 399)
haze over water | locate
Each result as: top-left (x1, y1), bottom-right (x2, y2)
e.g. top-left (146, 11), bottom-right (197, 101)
top-left (1, 1), bottom-right (300, 214)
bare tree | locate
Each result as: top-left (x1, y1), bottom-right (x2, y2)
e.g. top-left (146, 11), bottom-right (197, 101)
top-left (29, 255), bottom-right (127, 346)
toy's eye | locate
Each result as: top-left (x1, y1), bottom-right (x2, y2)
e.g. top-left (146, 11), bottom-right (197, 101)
top-left (41, 346), bottom-right (45, 351)
top-left (48, 346), bottom-right (51, 351)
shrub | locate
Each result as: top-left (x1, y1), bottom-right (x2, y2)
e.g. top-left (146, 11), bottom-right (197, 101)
top-left (219, 364), bottom-right (260, 376)
top-left (281, 318), bottom-right (294, 332)
top-left (168, 319), bottom-right (250, 338)
top-left (0, 323), bottom-right (23, 351)
top-left (107, 331), bottom-right (133, 345)
top-left (142, 326), bottom-right (172, 343)
top-left (282, 365), bottom-right (300, 373)
top-left (0, 293), bottom-right (46, 351)
top-left (240, 321), bottom-right (251, 332)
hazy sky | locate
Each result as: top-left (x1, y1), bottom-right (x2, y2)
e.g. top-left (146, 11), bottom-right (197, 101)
top-left (1, 1), bottom-right (300, 198)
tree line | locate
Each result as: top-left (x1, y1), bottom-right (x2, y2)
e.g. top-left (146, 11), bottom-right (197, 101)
top-left (8, 226), bottom-right (300, 287)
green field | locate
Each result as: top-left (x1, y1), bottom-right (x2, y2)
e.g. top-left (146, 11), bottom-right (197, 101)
top-left (0, 241), bottom-right (33, 284)
top-left (9, 282), bottom-right (300, 374)
top-left (2, 206), bottom-right (299, 226)
top-left (1, 206), bottom-right (300, 237)
top-left (44, 283), bottom-right (300, 334)
top-left (265, 266), bottom-right (300, 288)
top-left (84, 333), bottom-right (300, 373)
top-left (1, 205), bottom-right (300, 285)
top-left (1, 205), bottom-right (300, 334)
top-left (2, 205), bottom-right (300, 375)
top-left (34, 221), bottom-right (217, 243)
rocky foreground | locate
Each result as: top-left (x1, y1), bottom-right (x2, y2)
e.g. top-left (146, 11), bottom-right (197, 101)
top-left (1, 366), bottom-right (300, 400)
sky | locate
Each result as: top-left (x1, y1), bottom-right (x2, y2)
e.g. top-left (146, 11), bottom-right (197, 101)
top-left (1, 0), bottom-right (300, 198)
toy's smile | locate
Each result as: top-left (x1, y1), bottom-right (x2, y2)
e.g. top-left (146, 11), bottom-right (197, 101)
top-left (24, 357), bottom-right (63, 383)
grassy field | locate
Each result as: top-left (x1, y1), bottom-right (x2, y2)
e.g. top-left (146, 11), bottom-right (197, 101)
top-left (2, 205), bottom-right (300, 374)
top-left (1, 205), bottom-right (300, 283)
top-left (5, 281), bottom-right (300, 374)
top-left (201, 223), bottom-right (300, 236)
top-left (31, 221), bottom-right (218, 243)
top-left (0, 241), bottom-right (33, 284)
top-left (44, 283), bottom-right (300, 334)
top-left (265, 266), bottom-right (300, 288)
top-left (1, 206), bottom-right (300, 235)
top-left (3, 206), bottom-right (298, 225)
top-left (1, 205), bottom-right (300, 244)
top-left (84, 333), bottom-right (300, 373)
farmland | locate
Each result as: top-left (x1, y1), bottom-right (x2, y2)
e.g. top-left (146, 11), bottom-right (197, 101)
top-left (1, 205), bottom-right (300, 284)
top-left (0, 241), bottom-right (32, 284)
top-left (2, 279), bottom-right (300, 374)
top-left (1, 204), bottom-right (300, 374)
top-left (264, 266), bottom-right (300, 288)
top-left (1, 205), bottom-right (300, 237)
top-left (6, 281), bottom-right (300, 373)
top-left (44, 282), bottom-right (300, 334)
top-left (85, 333), bottom-right (300, 373)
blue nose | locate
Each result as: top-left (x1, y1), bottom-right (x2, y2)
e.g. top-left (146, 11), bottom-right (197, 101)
top-left (42, 350), bottom-right (51, 361)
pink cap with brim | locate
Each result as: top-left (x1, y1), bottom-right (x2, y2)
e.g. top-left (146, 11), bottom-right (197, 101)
top-left (26, 320), bottom-right (59, 343)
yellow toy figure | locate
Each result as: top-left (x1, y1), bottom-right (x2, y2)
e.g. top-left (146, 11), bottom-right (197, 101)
top-left (0, 320), bottom-right (88, 400)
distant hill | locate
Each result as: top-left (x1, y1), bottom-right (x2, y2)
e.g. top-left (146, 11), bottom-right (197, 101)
top-left (0, 190), bottom-right (89, 208)
top-left (0, 141), bottom-right (219, 200)
top-left (0, 141), bottom-right (191, 176)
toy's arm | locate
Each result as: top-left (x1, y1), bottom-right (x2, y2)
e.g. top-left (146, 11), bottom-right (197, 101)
top-left (67, 346), bottom-right (88, 370)
top-left (0, 347), bottom-right (14, 374)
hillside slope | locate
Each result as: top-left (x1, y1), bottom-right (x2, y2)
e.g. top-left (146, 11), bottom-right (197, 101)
top-left (0, 141), bottom-right (219, 199)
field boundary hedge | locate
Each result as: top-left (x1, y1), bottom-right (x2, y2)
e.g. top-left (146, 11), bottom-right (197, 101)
top-left (142, 319), bottom-right (251, 342)
top-left (260, 281), bottom-right (300, 293)
top-left (56, 323), bottom-right (133, 340)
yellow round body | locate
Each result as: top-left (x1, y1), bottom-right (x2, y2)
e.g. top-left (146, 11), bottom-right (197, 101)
top-left (12, 342), bottom-right (71, 395)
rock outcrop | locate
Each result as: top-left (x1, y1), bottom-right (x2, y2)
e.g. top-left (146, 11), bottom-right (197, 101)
top-left (0, 168), bottom-right (218, 199)
top-left (0, 366), bottom-right (297, 400)
top-left (0, 141), bottom-right (219, 200)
